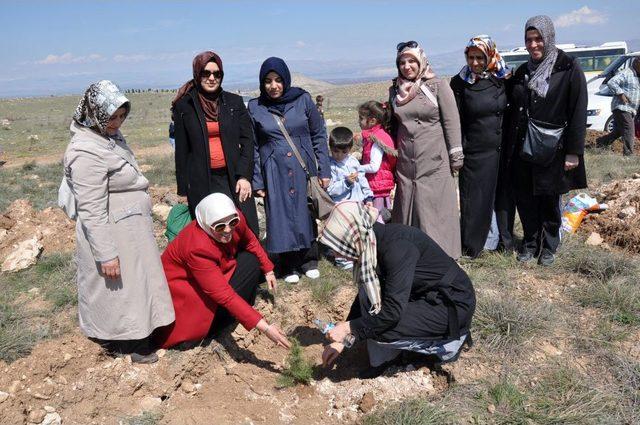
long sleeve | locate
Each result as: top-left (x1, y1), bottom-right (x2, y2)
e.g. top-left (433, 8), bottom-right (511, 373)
top-left (607, 70), bottom-right (627, 96)
top-left (564, 61), bottom-right (588, 155)
top-left (186, 248), bottom-right (262, 331)
top-left (237, 213), bottom-right (274, 273)
top-left (358, 143), bottom-right (383, 174)
top-left (68, 149), bottom-right (118, 263)
top-left (249, 111), bottom-right (265, 191)
top-left (437, 81), bottom-right (463, 156)
top-left (173, 107), bottom-right (189, 196)
top-left (359, 171), bottom-right (374, 200)
top-left (327, 162), bottom-right (352, 199)
top-left (349, 240), bottom-right (420, 341)
top-left (234, 100), bottom-right (255, 181)
top-left (305, 94), bottom-right (330, 179)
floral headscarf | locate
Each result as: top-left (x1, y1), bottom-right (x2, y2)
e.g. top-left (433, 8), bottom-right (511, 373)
top-left (458, 35), bottom-right (511, 84)
top-left (318, 201), bottom-right (381, 315)
top-left (394, 42), bottom-right (436, 107)
top-left (73, 80), bottom-right (130, 136)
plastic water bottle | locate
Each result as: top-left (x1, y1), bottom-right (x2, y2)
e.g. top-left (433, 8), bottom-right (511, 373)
top-left (313, 318), bottom-right (335, 334)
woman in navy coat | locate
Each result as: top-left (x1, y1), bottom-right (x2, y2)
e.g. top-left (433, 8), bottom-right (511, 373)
top-left (249, 57), bottom-right (330, 283)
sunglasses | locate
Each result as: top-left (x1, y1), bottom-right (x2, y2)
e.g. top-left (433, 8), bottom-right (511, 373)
top-left (212, 216), bottom-right (240, 233)
top-left (201, 70), bottom-right (223, 80)
top-left (397, 40), bottom-right (418, 51)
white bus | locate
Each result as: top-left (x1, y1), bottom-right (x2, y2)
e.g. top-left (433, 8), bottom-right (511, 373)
top-left (500, 41), bottom-right (628, 77)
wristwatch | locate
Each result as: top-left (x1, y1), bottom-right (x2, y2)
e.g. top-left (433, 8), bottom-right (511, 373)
top-left (342, 334), bottom-right (355, 348)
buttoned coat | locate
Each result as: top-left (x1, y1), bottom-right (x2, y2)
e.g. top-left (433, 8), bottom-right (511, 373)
top-left (389, 78), bottom-right (463, 259)
top-left (249, 92), bottom-right (330, 253)
top-left (63, 122), bottom-right (175, 340)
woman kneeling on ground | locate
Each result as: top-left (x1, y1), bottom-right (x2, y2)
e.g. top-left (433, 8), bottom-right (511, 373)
top-left (318, 202), bottom-right (475, 377)
top-left (156, 193), bottom-right (290, 350)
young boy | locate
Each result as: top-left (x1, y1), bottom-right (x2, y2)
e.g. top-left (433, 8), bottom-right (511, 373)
top-left (327, 127), bottom-right (374, 269)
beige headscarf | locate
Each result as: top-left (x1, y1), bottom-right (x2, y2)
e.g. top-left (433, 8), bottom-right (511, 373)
top-left (395, 43), bottom-right (436, 107)
top-left (318, 201), bottom-right (381, 315)
top-left (195, 193), bottom-right (238, 238)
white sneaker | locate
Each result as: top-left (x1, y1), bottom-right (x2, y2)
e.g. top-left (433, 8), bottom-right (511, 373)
top-left (305, 269), bottom-right (320, 279)
top-left (284, 273), bottom-right (300, 284)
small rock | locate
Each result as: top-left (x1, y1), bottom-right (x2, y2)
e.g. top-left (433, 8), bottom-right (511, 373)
top-left (1, 237), bottom-right (43, 272)
top-left (152, 204), bottom-right (172, 222)
top-left (0, 391), bottom-right (9, 403)
top-left (632, 173), bottom-right (640, 179)
top-left (140, 164), bottom-right (154, 172)
top-left (618, 206), bottom-right (637, 219)
top-left (359, 392), bottom-right (376, 413)
top-left (585, 232), bottom-right (603, 246)
top-left (8, 380), bottom-right (21, 393)
top-left (139, 396), bottom-right (162, 411)
top-left (27, 408), bottom-right (47, 423)
top-left (28, 287), bottom-right (40, 295)
top-left (156, 349), bottom-right (166, 358)
top-left (55, 376), bottom-right (67, 385)
top-left (63, 353), bottom-right (72, 362)
top-left (487, 403), bottom-right (496, 414)
top-left (33, 392), bottom-right (51, 400)
top-left (44, 406), bottom-right (56, 413)
top-left (41, 412), bottom-right (62, 425)
top-left (181, 379), bottom-right (196, 393)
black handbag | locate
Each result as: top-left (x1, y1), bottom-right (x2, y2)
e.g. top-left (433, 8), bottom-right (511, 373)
top-left (271, 113), bottom-right (334, 220)
top-left (519, 76), bottom-right (566, 167)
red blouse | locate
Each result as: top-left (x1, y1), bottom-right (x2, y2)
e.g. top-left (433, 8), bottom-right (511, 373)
top-left (207, 121), bottom-right (226, 169)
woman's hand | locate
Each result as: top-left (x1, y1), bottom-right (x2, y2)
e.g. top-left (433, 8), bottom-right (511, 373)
top-left (236, 178), bottom-right (252, 202)
top-left (265, 271), bottom-right (278, 294)
top-left (101, 258), bottom-right (121, 280)
top-left (319, 177), bottom-right (331, 189)
top-left (322, 342), bottom-right (344, 367)
top-left (255, 189), bottom-right (266, 198)
top-left (257, 320), bottom-right (290, 349)
top-left (327, 321), bottom-right (351, 344)
top-left (564, 154), bottom-right (579, 171)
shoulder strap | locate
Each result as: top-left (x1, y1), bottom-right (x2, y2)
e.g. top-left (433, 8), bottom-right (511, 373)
top-left (271, 113), bottom-right (310, 178)
top-left (420, 83), bottom-right (439, 108)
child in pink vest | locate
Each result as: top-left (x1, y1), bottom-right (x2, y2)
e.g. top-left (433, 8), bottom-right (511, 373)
top-left (358, 101), bottom-right (397, 223)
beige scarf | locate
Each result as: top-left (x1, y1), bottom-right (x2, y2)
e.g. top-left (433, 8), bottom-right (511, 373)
top-left (394, 44), bottom-right (436, 107)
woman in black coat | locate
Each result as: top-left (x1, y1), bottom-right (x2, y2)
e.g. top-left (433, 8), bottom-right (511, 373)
top-left (318, 202), bottom-right (475, 373)
top-left (172, 51), bottom-right (259, 235)
top-left (506, 16), bottom-right (587, 266)
top-left (450, 35), bottom-right (511, 258)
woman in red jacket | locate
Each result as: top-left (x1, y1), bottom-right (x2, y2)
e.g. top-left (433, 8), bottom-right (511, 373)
top-left (157, 193), bottom-right (290, 349)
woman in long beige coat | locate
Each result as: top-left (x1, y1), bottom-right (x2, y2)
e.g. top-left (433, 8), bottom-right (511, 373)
top-left (389, 41), bottom-right (463, 259)
top-left (63, 80), bottom-right (175, 363)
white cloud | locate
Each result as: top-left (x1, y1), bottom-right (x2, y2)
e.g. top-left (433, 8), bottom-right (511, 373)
top-left (36, 53), bottom-right (105, 65)
top-left (295, 41), bottom-right (306, 48)
top-left (554, 6), bottom-right (607, 28)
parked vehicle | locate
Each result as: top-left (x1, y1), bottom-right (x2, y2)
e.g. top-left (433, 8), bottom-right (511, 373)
top-left (586, 51), bottom-right (640, 132)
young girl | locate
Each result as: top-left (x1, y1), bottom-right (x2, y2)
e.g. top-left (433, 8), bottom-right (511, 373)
top-left (357, 101), bottom-right (397, 222)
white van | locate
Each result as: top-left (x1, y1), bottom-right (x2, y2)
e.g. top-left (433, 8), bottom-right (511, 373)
top-left (586, 51), bottom-right (640, 132)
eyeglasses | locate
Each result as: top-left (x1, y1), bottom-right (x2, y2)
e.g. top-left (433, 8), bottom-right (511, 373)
top-left (397, 40), bottom-right (418, 51)
top-left (201, 70), bottom-right (222, 80)
top-left (212, 216), bottom-right (240, 233)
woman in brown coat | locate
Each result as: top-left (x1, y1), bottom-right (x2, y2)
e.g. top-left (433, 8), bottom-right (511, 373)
top-left (389, 41), bottom-right (463, 259)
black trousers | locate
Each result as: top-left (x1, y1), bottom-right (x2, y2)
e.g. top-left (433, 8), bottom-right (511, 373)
top-left (278, 242), bottom-right (319, 276)
top-left (209, 251), bottom-right (262, 334)
top-left (516, 190), bottom-right (561, 255)
top-left (494, 176), bottom-right (517, 252)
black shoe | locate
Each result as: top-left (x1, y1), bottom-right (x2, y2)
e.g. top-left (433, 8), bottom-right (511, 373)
top-left (538, 251), bottom-right (555, 266)
top-left (517, 251), bottom-right (535, 263)
top-left (130, 351), bottom-right (159, 364)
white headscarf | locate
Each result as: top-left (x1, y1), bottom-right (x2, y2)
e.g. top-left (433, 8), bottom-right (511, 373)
top-left (195, 193), bottom-right (238, 238)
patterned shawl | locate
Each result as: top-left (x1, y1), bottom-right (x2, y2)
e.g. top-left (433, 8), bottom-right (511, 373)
top-left (458, 34), bottom-right (510, 84)
top-left (73, 80), bottom-right (130, 136)
top-left (394, 43), bottom-right (436, 107)
top-left (318, 201), bottom-right (381, 314)
top-left (525, 15), bottom-right (559, 98)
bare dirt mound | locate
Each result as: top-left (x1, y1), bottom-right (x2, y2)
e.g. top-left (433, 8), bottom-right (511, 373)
top-left (0, 200), bottom-right (75, 271)
top-left (585, 129), bottom-right (640, 155)
top-left (0, 284), bottom-right (450, 424)
top-left (582, 175), bottom-right (640, 253)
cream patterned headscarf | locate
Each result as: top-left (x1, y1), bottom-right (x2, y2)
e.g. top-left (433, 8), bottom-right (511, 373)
top-left (318, 201), bottom-right (381, 314)
top-left (458, 34), bottom-right (511, 84)
top-left (394, 42), bottom-right (436, 107)
top-left (195, 193), bottom-right (239, 238)
top-left (73, 80), bottom-right (130, 136)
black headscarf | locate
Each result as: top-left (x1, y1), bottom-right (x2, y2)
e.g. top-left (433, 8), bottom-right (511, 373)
top-left (258, 57), bottom-right (306, 114)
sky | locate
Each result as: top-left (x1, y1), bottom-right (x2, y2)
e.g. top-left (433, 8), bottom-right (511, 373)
top-left (1, 0), bottom-right (639, 98)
